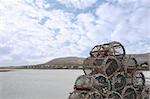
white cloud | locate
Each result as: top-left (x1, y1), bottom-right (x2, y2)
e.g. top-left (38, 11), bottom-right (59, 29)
top-left (75, 13), bottom-right (112, 44)
top-left (0, 0), bottom-right (57, 65)
top-left (96, 3), bottom-right (126, 25)
top-left (57, 0), bottom-right (97, 9)
top-left (0, 0), bottom-right (92, 66)
top-left (96, 0), bottom-right (150, 53)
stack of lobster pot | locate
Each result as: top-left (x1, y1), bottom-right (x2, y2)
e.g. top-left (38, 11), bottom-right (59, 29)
top-left (68, 41), bottom-right (149, 99)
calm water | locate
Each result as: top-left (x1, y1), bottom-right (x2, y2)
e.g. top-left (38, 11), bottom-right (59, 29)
top-left (0, 70), bottom-right (83, 99)
top-left (0, 70), bottom-right (149, 99)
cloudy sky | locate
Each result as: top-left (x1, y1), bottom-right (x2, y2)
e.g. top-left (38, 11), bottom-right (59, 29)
top-left (0, 0), bottom-right (149, 66)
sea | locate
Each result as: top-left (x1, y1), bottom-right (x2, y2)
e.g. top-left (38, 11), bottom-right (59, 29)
top-left (0, 70), bottom-right (149, 99)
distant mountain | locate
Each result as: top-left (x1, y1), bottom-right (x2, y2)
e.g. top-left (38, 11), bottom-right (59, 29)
top-left (45, 57), bottom-right (85, 66)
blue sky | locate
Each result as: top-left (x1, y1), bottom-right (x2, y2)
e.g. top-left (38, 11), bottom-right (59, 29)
top-left (0, 0), bottom-right (149, 66)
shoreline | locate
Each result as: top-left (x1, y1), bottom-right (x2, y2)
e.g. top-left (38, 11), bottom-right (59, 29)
top-left (0, 69), bottom-right (14, 72)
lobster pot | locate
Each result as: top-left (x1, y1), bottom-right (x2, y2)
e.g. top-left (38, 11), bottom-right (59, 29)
top-left (74, 75), bottom-right (95, 90)
top-left (133, 71), bottom-right (145, 91)
top-left (83, 57), bottom-right (93, 75)
top-left (103, 56), bottom-right (120, 78)
top-left (142, 87), bottom-right (149, 99)
top-left (126, 77), bottom-right (133, 85)
top-left (89, 41), bottom-right (125, 59)
top-left (124, 57), bottom-right (137, 75)
top-left (124, 57), bottom-right (138, 85)
top-left (122, 86), bottom-right (137, 99)
top-left (83, 56), bottom-right (120, 77)
top-left (93, 74), bottom-right (111, 96)
top-left (83, 57), bottom-right (104, 75)
top-left (68, 90), bottom-right (103, 99)
top-left (88, 90), bottom-right (103, 99)
top-left (110, 41), bottom-right (126, 59)
top-left (107, 91), bottom-right (122, 99)
top-left (112, 72), bottom-right (126, 92)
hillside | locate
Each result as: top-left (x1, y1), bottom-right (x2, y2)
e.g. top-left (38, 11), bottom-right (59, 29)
top-left (45, 57), bottom-right (85, 66)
